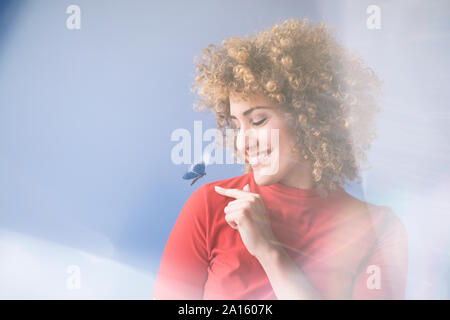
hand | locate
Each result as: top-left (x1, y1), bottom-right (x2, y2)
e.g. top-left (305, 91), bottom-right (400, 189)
top-left (214, 184), bottom-right (279, 259)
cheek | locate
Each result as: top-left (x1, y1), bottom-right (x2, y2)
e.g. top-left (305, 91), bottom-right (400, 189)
top-left (271, 126), bottom-right (295, 153)
top-left (257, 129), bottom-right (272, 150)
top-left (276, 129), bottom-right (299, 167)
top-left (235, 132), bottom-right (244, 152)
top-left (259, 123), bottom-right (280, 151)
top-left (282, 122), bottom-right (298, 147)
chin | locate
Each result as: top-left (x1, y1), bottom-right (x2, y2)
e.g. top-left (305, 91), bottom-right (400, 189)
top-left (252, 169), bottom-right (280, 186)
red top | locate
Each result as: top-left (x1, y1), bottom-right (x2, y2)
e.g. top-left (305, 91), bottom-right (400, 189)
top-left (153, 172), bottom-right (408, 299)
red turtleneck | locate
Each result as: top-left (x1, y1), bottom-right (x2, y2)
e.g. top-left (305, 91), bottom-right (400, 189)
top-left (153, 172), bottom-right (408, 299)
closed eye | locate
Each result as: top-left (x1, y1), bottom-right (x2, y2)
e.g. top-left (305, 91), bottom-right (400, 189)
top-left (252, 117), bottom-right (267, 126)
top-left (230, 117), bottom-right (267, 131)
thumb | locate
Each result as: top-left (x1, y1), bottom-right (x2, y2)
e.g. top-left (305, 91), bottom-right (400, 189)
top-left (243, 184), bottom-right (250, 192)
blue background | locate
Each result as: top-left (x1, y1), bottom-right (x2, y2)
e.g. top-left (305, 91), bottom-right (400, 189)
top-left (0, 0), bottom-right (449, 299)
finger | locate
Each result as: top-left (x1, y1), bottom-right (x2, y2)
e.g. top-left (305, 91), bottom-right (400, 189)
top-left (214, 186), bottom-right (251, 199)
top-left (225, 205), bottom-right (270, 226)
top-left (226, 220), bottom-right (238, 230)
top-left (223, 211), bottom-right (239, 229)
top-left (226, 198), bottom-right (254, 207)
top-left (224, 203), bottom-right (249, 213)
top-left (225, 216), bottom-right (238, 229)
top-left (225, 211), bottom-right (244, 228)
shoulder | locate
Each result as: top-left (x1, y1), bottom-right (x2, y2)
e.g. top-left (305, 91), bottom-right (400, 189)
top-left (203, 172), bottom-right (253, 190)
top-left (201, 172), bottom-right (252, 198)
top-left (326, 190), bottom-right (407, 241)
top-left (348, 194), bottom-right (408, 240)
top-left (367, 205), bottom-right (408, 246)
top-left (185, 172), bottom-right (253, 199)
top-left (358, 200), bottom-right (408, 246)
top-left (189, 172), bottom-right (253, 210)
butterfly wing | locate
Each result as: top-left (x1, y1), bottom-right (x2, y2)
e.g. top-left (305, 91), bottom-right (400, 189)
top-left (183, 161), bottom-right (206, 184)
top-left (192, 162), bottom-right (205, 175)
top-left (182, 171), bottom-right (200, 180)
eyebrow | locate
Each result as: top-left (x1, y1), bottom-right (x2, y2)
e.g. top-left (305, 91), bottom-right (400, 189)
top-left (230, 106), bottom-right (273, 119)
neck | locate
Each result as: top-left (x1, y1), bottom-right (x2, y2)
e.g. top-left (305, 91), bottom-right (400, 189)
top-left (278, 160), bottom-right (315, 190)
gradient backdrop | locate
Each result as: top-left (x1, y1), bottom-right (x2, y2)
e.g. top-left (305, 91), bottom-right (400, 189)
top-left (0, 0), bottom-right (449, 299)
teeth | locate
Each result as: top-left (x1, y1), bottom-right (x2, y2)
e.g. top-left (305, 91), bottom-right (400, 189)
top-left (248, 150), bottom-right (271, 166)
top-left (258, 153), bottom-right (269, 162)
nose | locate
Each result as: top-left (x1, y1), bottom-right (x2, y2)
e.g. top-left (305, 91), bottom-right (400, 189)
top-left (236, 127), bottom-right (258, 156)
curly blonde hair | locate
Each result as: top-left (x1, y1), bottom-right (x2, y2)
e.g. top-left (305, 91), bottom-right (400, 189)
top-left (190, 18), bottom-right (383, 197)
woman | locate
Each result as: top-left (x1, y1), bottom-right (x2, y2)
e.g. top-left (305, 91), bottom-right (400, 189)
top-left (153, 18), bottom-right (408, 299)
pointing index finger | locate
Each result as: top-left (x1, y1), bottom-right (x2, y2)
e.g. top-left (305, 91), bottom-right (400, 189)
top-left (214, 186), bottom-right (250, 199)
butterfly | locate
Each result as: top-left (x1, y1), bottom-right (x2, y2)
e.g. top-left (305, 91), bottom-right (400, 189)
top-left (182, 161), bottom-right (206, 186)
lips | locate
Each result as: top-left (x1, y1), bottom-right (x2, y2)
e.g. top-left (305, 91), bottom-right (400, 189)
top-left (247, 148), bottom-right (272, 167)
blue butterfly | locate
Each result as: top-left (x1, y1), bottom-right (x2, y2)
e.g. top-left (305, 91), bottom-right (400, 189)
top-left (182, 161), bottom-right (206, 186)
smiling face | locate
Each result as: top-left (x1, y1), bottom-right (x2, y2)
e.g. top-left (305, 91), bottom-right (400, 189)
top-left (229, 92), bottom-right (315, 188)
